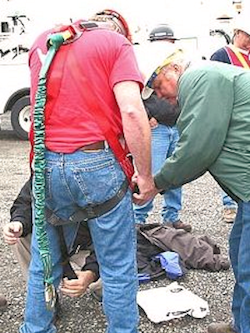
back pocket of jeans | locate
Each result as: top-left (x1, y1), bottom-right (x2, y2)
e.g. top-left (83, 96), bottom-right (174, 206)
top-left (73, 160), bottom-right (123, 204)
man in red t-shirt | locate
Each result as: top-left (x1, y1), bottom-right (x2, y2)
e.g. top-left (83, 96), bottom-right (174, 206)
top-left (21, 10), bottom-right (154, 333)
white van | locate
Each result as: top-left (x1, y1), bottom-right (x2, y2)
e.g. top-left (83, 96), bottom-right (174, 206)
top-left (0, 14), bottom-right (31, 140)
top-left (0, 53), bottom-right (30, 139)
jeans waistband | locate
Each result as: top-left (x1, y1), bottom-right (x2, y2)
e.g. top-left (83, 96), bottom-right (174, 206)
top-left (79, 140), bottom-right (108, 151)
top-left (45, 146), bottom-right (114, 163)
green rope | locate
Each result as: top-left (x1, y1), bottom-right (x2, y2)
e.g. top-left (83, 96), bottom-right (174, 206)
top-left (33, 33), bottom-right (70, 310)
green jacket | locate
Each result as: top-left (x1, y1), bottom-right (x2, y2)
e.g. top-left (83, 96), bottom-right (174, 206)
top-left (154, 61), bottom-right (250, 202)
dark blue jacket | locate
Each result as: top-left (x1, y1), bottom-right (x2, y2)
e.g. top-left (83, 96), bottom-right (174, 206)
top-left (210, 47), bottom-right (230, 64)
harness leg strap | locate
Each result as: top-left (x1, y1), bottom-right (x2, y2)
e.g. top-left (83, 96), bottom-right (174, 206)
top-left (69, 179), bottom-right (129, 223)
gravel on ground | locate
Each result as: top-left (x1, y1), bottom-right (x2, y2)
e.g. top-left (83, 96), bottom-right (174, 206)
top-left (0, 118), bottom-right (234, 333)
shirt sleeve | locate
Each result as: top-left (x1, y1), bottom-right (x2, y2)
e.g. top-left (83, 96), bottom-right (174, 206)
top-left (109, 39), bottom-right (144, 90)
top-left (154, 67), bottom-right (234, 190)
top-left (143, 93), bottom-right (180, 126)
top-left (210, 48), bottom-right (230, 64)
top-left (81, 247), bottom-right (99, 281)
top-left (10, 178), bottom-right (33, 237)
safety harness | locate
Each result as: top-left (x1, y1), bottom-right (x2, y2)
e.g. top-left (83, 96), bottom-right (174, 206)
top-left (225, 45), bottom-right (250, 69)
top-left (32, 22), bottom-right (134, 310)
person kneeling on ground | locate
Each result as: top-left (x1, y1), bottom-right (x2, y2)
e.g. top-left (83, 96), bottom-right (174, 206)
top-left (2, 178), bottom-right (102, 307)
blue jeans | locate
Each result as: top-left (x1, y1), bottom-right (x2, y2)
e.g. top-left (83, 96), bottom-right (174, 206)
top-left (229, 201), bottom-right (250, 333)
top-left (133, 124), bottom-right (182, 224)
top-left (20, 149), bottom-right (138, 333)
top-left (222, 190), bottom-right (237, 209)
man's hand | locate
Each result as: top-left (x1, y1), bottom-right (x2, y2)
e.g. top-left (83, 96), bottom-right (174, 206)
top-left (60, 270), bottom-right (96, 298)
top-left (3, 222), bottom-right (23, 245)
top-left (149, 117), bottom-right (158, 129)
top-left (132, 174), bottom-right (160, 206)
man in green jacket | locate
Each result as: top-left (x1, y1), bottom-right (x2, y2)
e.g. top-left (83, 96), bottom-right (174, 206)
top-left (135, 48), bottom-right (250, 333)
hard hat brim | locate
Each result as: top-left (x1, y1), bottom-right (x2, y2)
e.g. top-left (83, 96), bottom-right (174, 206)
top-left (148, 37), bottom-right (179, 41)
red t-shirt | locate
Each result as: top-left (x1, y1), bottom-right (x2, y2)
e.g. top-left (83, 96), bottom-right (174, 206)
top-left (29, 28), bottom-right (144, 153)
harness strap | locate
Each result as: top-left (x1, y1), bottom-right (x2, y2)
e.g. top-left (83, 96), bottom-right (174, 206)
top-left (49, 179), bottom-right (128, 280)
top-left (68, 178), bottom-right (129, 223)
top-left (225, 45), bottom-right (250, 69)
top-left (46, 178), bottom-right (128, 227)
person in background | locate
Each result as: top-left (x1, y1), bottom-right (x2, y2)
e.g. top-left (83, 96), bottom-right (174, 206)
top-left (133, 24), bottom-right (191, 232)
top-left (210, 17), bottom-right (250, 224)
top-left (210, 18), bottom-right (250, 66)
top-left (139, 46), bottom-right (250, 333)
top-left (20, 9), bottom-right (154, 333)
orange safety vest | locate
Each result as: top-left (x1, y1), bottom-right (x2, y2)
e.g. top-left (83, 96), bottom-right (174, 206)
top-left (225, 45), bottom-right (250, 69)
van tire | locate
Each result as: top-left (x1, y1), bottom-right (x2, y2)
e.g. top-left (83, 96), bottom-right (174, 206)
top-left (11, 95), bottom-right (30, 140)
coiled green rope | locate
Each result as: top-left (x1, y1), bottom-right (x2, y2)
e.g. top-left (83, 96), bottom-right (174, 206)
top-left (33, 32), bottom-right (71, 310)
